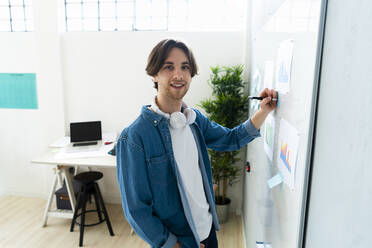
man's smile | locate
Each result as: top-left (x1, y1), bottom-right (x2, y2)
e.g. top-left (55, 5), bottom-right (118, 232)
top-left (170, 81), bottom-right (186, 88)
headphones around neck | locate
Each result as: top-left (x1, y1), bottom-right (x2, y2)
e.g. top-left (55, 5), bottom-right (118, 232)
top-left (151, 101), bottom-right (196, 129)
top-left (169, 111), bottom-right (187, 129)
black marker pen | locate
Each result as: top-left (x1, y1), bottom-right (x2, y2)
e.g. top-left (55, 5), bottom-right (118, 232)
top-left (248, 96), bottom-right (278, 101)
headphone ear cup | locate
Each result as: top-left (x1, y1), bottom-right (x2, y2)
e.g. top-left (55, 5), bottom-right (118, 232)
top-left (169, 112), bottom-right (187, 129)
top-left (184, 108), bottom-right (196, 124)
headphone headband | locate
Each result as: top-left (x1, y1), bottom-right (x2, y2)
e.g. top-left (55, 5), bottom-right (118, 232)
top-left (151, 98), bottom-right (195, 129)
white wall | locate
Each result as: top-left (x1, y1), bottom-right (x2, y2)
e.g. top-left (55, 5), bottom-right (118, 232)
top-left (0, 0), bottom-right (65, 197)
top-left (0, 0), bottom-right (247, 214)
top-left (61, 32), bottom-right (245, 134)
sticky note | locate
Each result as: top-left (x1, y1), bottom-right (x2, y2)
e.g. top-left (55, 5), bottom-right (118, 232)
top-left (267, 173), bottom-right (283, 189)
top-left (0, 73), bottom-right (38, 109)
top-left (256, 241), bottom-right (272, 248)
top-left (256, 241), bottom-right (265, 248)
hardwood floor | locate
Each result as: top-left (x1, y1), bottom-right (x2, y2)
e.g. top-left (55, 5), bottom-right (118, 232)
top-left (0, 196), bottom-right (243, 248)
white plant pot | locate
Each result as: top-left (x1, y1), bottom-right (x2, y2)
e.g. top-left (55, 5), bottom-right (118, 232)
top-left (215, 197), bottom-right (231, 224)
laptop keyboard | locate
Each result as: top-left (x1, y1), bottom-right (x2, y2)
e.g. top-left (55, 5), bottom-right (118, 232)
top-left (66, 143), bottom-right (102, 153)
top-left (73, 141), bottom-right (98, 147)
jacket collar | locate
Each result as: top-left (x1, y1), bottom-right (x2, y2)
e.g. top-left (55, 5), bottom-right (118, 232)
top-left (141, 105), bottom-right (164, 126)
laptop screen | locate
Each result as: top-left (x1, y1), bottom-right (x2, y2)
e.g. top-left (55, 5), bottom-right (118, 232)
top-left (70, 121), bottom-right (102, 142)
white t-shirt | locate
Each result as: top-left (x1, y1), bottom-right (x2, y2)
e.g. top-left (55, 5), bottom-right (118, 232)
top-left (150, 102), bottom-right (213, 241)
top-left (170, 124), bottom-right (213, 241)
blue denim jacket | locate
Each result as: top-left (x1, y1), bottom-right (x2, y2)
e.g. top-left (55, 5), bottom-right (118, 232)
top-left (116, 106), bottom-right (260, 248)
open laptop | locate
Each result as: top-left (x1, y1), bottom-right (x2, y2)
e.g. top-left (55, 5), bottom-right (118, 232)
top-left (66, 121), bottom-right (102, 152)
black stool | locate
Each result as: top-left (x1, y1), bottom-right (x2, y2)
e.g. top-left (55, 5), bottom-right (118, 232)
top-left (70, 171), bottom-right (114, 246)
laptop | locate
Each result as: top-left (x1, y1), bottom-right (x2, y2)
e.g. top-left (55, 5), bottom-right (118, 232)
top-left (66, 121), bottom-right (102, 152)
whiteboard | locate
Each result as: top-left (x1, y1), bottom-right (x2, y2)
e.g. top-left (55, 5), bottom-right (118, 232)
top-left (243, 0), bottom-right (326, 247)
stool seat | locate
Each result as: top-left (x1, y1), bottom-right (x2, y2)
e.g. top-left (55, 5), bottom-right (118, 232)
top-left (70, 171), bottom-right (114, 246)
top-left (74, 171), bottom-right (103, 184)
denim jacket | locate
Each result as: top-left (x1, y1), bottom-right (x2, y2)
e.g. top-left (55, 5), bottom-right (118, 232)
top-left (116, 106), bottom-right (260, 248)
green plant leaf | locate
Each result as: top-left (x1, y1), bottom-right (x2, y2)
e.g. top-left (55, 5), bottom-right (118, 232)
top-left (199, 65), bottom-right (250, 201)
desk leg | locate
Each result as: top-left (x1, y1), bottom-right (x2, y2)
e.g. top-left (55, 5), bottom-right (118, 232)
top-left (57, 170), bottom-right (63, 188)
top-left (42, 169), bottom-right (59, 227)
top-left (62, 166), bottom-right (76, 212)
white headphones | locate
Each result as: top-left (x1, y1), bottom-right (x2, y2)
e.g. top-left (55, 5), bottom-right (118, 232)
top-left (151, 98), bottom-right (196, 129)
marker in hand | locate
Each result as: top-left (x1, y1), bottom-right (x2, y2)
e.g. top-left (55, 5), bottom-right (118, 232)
top-left (248, 96), bottom-right (278, 101)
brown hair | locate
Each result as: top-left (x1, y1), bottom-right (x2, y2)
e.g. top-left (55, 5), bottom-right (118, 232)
top-left (146, 39), bottom-right (198, 90)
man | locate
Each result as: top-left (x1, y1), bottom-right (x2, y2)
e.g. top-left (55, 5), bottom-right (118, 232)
top-left (116, 39), bottom-right (277, 248)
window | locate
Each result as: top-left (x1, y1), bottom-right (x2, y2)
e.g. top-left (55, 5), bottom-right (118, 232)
top-left (62, 0), bottom-right (245, 32)
top-left (262, 0), bottom-right (321, 33)
top-left (0, 0), bottom-right (33, 32)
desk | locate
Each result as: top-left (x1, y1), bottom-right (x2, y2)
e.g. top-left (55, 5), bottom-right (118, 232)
top-left (32, 149), bottom-right (116, 227)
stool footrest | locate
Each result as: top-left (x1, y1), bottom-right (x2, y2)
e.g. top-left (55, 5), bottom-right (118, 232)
top-left (73, 210), bottom-right (107, 227)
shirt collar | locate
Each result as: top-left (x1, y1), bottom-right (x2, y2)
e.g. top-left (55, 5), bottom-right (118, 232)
top-left (141, 105), bottom-right (163, 126)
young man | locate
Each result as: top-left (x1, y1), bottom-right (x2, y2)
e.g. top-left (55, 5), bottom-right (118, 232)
top-left (116, 39), bottom-right (277, 248)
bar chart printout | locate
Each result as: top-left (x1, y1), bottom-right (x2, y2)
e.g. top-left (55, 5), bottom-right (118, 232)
top-left (277, 118), bottom-right (300, 190)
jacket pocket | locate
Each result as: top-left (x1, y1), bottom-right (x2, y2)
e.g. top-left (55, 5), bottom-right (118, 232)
top-left (148, 154), bottom-right (175, 185)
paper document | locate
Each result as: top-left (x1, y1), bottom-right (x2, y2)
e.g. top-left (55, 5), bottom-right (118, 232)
top-left (277, 119), bottom-right (300, 190)
top-left (53, 132), bottom-right (117, 159)
top-left (264, 114), bottom-right (275, 161)
top-left (251, 69), bottom-right (262, 111)
top-left (0, 73), bottom-right (38, 109)
top-left (55, 143), bottom-right (115, 159)
top-left (49, 136), bottom-right (70, 148)
top-left (276, 39), bottom-right (294, 93)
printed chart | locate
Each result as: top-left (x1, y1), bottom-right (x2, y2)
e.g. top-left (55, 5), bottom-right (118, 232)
top-left (275, 40), bottom-right (294, 93)
top-left (250, 69), bottom-right (262, 111)
top-left (277, 118), bottom-right (300, 190)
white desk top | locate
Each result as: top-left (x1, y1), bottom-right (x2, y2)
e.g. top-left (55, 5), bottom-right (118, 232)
top-left (32, 149), bottom-right (116, 167)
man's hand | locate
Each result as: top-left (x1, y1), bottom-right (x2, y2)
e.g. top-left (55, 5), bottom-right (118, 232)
top-left (251, 88), bottom-right (278, 129)
top-left (174, 241), bottom-right (205, 247)
top-left (258, 88), bottom-right (278, 113)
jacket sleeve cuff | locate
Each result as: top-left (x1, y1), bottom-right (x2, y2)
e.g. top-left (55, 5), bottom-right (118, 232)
top-left (161, 232), bottom-right (178, 248)
top-left (243, 118), bottom-right (261, 138)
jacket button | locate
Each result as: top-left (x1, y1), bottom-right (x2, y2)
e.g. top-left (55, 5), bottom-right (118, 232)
top-left (154, 120), bottom-right (157, 124)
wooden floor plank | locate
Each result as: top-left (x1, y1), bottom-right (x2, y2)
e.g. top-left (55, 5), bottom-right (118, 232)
top-left (0, 196), bottom-right (243, 247)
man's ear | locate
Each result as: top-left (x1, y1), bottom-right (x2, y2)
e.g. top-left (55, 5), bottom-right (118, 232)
top-left (152, 75), bottom-right (158, 83)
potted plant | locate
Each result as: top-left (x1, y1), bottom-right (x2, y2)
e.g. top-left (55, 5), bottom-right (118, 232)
top-left (199, 65), bottom-right (249, 223)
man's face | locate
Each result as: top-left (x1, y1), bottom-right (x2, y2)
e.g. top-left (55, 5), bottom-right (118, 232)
top-left (153, 48), bottom-right (192, 102)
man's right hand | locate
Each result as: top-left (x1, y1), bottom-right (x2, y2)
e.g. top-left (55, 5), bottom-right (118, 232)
top-left (174, 241), bottom-right (206, 247)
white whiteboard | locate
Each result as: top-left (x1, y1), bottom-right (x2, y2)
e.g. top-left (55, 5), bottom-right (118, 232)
top-left (243, 0), bottom-right (325, 247)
